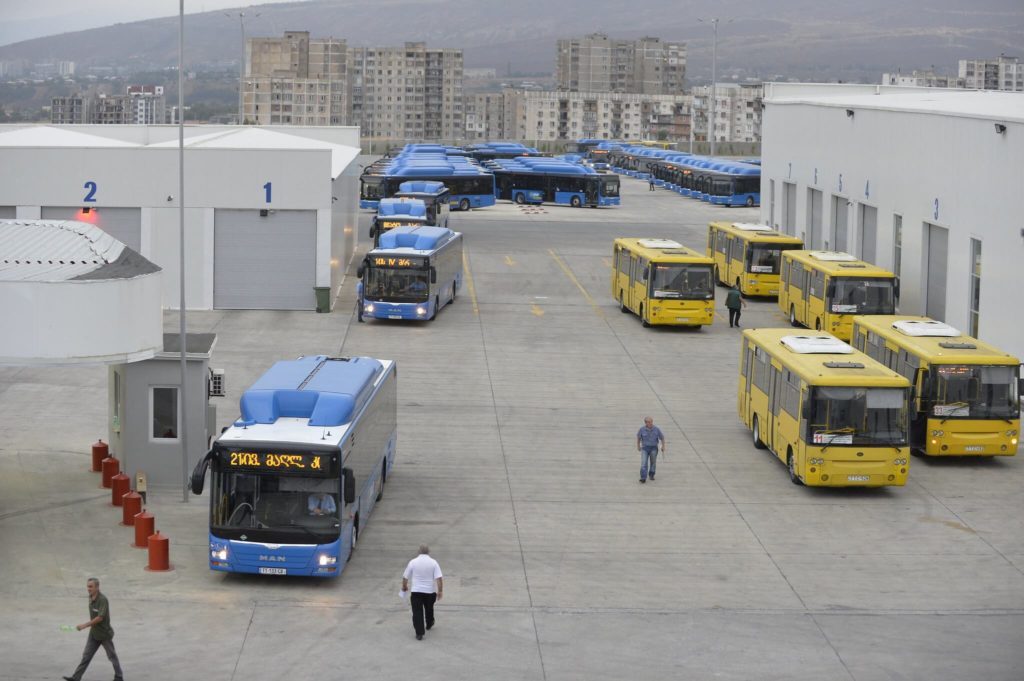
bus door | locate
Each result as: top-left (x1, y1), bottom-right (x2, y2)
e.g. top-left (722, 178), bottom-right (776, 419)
top-left (742, 345), bottom-right (754, 422)
top-left (628, 255), bottom-right (640, 310)
top-left (768, 365), bottom-right (782, 451)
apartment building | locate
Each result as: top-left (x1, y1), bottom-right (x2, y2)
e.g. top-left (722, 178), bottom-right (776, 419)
top-left (126, 85), bottom-right (166, 124)
top-left (881, 70), bottom-right (965, 88)
top-left (50, 95), bottom-right (91, 124)
top-left (959, 55), bottom-right (1023, 91)
top-left (465, 93), bottom-right (505, 140)
top-left (690, 83), bottom-right (762, 144)
top-left (502, 89), bottom-right (689, 142)
top-left (243, 31), bottom-right (349, 125)
top-left (556, 34), bottom-right (686, 95)
top-left (55, 86), bottom-right (166, 125)
top-left (351, 42), bottom-right (464, 140)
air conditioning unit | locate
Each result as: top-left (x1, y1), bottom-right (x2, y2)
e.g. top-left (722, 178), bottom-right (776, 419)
top-left (209, 368), bottom-right (226, 397)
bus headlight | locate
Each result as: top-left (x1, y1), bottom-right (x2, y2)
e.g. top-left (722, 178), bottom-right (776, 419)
top-left (364, 303), bottom-right (374, 313)
top-left (894, 458), bottom-right (907, 465)
top-left (416, 306), bottom-right (427, 316)
top-left (210, 544), bottom-right (228, 561)
top-left (318, 554), bottom-right (337, 566)
top-left (931, 430), bottom-right (944, 437)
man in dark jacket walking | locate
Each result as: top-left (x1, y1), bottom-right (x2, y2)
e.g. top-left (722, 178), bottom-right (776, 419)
top-left (726, 284), bottom-right (747, 328)
top-left (64, 578), bottom-right (124, 681)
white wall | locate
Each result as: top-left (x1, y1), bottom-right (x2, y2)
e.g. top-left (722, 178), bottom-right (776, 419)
top-left (760, 86), bottom-right (1024, 359)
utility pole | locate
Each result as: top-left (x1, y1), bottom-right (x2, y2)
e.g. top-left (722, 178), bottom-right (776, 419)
top-left (698, 17), bottom-right (727, 156)
top-left (226, 12), bottom-right (259, 124)
top-left (177, 0), bottom-right (188, 503)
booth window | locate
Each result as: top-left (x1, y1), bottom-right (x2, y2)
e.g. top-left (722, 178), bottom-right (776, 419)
top-left (151, 387), bottom-right (180, 440)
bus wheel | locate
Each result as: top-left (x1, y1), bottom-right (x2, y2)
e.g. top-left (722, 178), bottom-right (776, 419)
top-left (815, 318), bottom-right (822, 331)
top-left (787, 448), bottom-right (803, 485)
top-left (515, 193), bottom-right (525, 205)
top-left (347, 516), bottom-right (359, 562)
top-left (430, 297), bottom-right (439, 320)
top-left (459, 198), bottom-right (470, 212)
top-left (746, 196), bottom-right (755, 207)
top-left (375, 461), bottom-right (385, 502)
top-left (640, 305), bottom-right (650, 327)
top-left (752, 415), bottom-right (767, 450)
top-left (450, 280), bottom-right (457, 303)
top-left (619, 291), bottom-right (629, 313)
top-left (790, 306), bottom-right (799, 327)
top-left (570, 196), bottom-right (582, 208)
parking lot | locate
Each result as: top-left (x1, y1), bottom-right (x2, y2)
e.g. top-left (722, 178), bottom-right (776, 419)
top-left (2, 174), bottom-right (1023, 680)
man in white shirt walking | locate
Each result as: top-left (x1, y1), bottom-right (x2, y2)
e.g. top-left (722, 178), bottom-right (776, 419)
top-left (401, 545), bottom-right (443, 640)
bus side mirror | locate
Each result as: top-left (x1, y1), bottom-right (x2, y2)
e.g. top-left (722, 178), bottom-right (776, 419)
top-left (190, 451), bottom-right (213, 495)
top-left (894, 277), bottom-right (901, 301)
top-left (369, 225), bottom-right (376, 239)
top-left (1018, 376), bottom-right (1023, 399)
top-left (342, 467), bottom-right (355, 504)
top-left (826, 281), bottom-right (836, 299)
top-left (356, 264), bottom-right (365, 278)
top-left (642, 267), bottom-right (649, 282)
top-left (801, 396), bottom-right (813, 420)
top-left (430, 267), bottom-right (437, 284)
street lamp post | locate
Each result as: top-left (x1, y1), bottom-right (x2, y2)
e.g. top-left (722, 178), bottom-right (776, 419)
top-left (177, 0), bottom-right (188, 503)
top-left (226, 12), bottom-right (259, 125)
top-left (698, 17), bottom-right (728, 156)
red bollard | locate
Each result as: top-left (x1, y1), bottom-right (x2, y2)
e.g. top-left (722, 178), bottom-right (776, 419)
top-left (146, 531), bottom-right (172, 571)
top-left (110, 473), bottom-right (130, 506)
top-left (101, 457), bottom-right (120, 489)
top-left (133, 511), bottom-right (154, 548)
top-left (121, 492), bottom-right (142, 526)
top-left (91, 440), bottom-right (108, 473)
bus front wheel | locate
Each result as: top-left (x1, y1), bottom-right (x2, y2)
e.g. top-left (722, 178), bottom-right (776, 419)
top-left (348, 516), bottom-right (359, 562)
top-left (640, 304), bottom-right (650, 327)
top-left (752, 415), bottom-right (767, 450)
top-left (790, 306), bottom-right (799, 327)
top-left (619, 291), bottom-right (629, 313)
top-left (375, 461), bottom-right (386, 502)
top-left (430, 296), bottom-right (439, 320)
top-left (787, 448), bottom-right (803, 485)
top-left (746, 196), bottom-right (755, 207)
top-left (570, 196), bottom-right (582, 208)
top-left (815, 318), bottom-right (822, 331)
top-left (459, 198), bottom-right (470, 212)
top-left (515, 193), bottom-right (525, 205)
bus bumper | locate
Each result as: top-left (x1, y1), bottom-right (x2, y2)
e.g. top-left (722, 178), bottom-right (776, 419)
top-left (360, 200), bottom-right (380, 210)
top-left (800, 452), bottom-right (909, 487)
top-left (598, 197), bottom-right (621, 206)
top-left (208, 536), bottom-right (343, 577)
top-left (923, 419), bottom-right (1019, 456)
top-left (364, 300), bottom-right (432, 321)
top-left (741, 278), bottom-right (781, 297)
top-left (647, 303), bottom-right (715, 326)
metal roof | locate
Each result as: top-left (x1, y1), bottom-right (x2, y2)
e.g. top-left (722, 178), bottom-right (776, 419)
top-left (0, 125), bottom-right (139, 147)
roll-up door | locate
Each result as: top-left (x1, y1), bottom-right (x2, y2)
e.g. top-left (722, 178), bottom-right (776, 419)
top-left (0, 207), bottom-right (15, 218)
top-left (40, 207), bottom-right (141, 252)
top-left (214, 209), bottom-right (316, 310)
top-left (806, 189), bottom-right (823, 249)
top-left (925, 223), bottom-right (948, 321)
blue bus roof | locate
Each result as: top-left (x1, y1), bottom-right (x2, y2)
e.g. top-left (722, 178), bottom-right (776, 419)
top-left (377, 199), bottom-right (427, 218)
top-left (238, 356), bottom-right (382, 428)
top-left (377, 225), bottom-right (456, 251)
top-left (397, 181), bottom-right (449, 195)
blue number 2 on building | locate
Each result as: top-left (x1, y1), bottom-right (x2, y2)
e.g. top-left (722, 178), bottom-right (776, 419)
top-left (83, 181), bottom-right (97, 202)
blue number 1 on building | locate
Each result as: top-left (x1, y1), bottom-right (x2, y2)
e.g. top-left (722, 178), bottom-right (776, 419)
top-left (263, 181), bottom-right (272, 203)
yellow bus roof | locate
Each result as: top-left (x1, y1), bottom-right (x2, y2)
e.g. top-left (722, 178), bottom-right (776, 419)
top-left (742, 328), bottom-right (909, 387)
top-left (781, 250), bottom-right (895, 278)
top-left (709, 221), bottom-right (804, 245)
top-left (614, 238), bottom-right (714, 264)
top-left (852, 315), bottom-right (1020, 365)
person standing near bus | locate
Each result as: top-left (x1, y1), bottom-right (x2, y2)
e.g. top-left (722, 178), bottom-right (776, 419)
top-left (356, 279), bottom-right (365, 323)
top-left (63, 578), bottom-right (124, 681)
top-left (726, 283), bottom-right (747, 328)
top-left (636, 417), bottom-right (665, 483)
top-left (649, 177), bottom-right (656, 191)
top-left (401, 545), bottom-right (443, 640)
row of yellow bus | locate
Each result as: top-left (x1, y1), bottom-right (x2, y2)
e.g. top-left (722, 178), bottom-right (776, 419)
top-left (610, 223), bottom-right (1021, 488)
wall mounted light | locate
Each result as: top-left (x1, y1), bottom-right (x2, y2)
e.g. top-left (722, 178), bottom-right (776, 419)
top-left (995, 123), bottom-right (1007, 134)
top-left (81, 207), bottom-right (92, 214)
top-left (259, 209), bottom-right (269, 217)
top-left (846, 109), bottom-right (855, 118)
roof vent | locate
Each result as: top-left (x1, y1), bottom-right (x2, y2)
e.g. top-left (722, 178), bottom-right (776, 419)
top-left (838, 263), bottom-right (867, 268)
top-left (637, 238), bottom-right (682, 249)
top-left (731, 223), bottom-right (772, 232)
top-left (892, 320), bottom-right (960, 337)
top-left (823, 361), bottom-right (865, 369)
top-left (938, 341), bottom-right (977, 350)
top-left (808, 251), bottom-right (858, 262)
top-left (780, 335), bottom-right (853, 354)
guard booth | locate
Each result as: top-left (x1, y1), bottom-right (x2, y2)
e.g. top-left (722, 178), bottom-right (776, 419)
top-left (108, 333), bottom-right (220, 489)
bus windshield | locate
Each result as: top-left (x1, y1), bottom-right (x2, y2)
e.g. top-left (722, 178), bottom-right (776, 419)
top-left (362, 177), bottom-right (384, 200)
top-left (366, 267), bottom-right (430, 302)
top-left (650, 264), bottom-right (714, 300)
top-left (210, 469), bottom-right (340, 540)
top-left (808, 386), bottom-right (907, 446)
top-left (931, 365), bottom-right (1019, 420)
top-left (746, 244), bottom-right (800, 275)
top-left (830, 277), bottom-right (895, 315)
top-left (602, 178), bottom-right (620, 197)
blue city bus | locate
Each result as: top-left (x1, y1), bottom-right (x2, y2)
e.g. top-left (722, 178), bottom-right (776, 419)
top-left (489, 158), bottom-right (620, 207)
top-left (463, 142), bottom-right (543, 162)
top-left (393, 181), bottom-right (450, 228)
top-left (189, 355), bottom-right (397, 577)
top-left (358, 226), bottom-right (463, 321)
top-left (371, 198), bottom-right (429, 246)
top-left (360, 144), bottom-right (496, 211)
top-left (620, 146), bottom-right (761, 207)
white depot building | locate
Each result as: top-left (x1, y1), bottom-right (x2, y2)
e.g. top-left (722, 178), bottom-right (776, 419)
top-left (759, 83), bottom-right (1024, 358)
top-left (0, 124), bottom-right (360, 311)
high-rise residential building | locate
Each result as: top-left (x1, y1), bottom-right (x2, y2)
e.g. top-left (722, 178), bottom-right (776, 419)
top-left (690, 83), bottom-right (762, 144)
top-left (881, 70), bottom-right (965, 88)
top-left (958, 55), bottom-right (1023, 91)
top-left (465, 93), bottom-right (506, 140)
top-left (126, 85), bottom-right (166, 124)
top-left (92, 93), bottom-right (130, 124)
top-left (50, 95), bottom-right (91, 124)
top-left (502, 89), bottom-right (689, 142)
top-left (555, 33), bottom-right (686, 95)
top-left (243, 31), bottom-right (350, 126)
top-left (351, 42), bottom-right (464, 140)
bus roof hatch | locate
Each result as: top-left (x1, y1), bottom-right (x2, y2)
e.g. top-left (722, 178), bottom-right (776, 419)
top-left (892, 320), bottom-right (960, 337)
top-left (637, 239), bottom-right (682, 249)
top-left (731, 223), bottom-right (772, 232)
top-left (807, 251), bottom-right (858, 262)
top-left (780, 335), bottom-right (853, 354)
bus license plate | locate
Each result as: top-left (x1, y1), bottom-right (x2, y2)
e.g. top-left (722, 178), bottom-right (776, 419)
top-left (964, 446), bottom-right (983, 452)
top-left (388, 315), bottom-right (403, 320)
top-left (259, 567), bottom-right (287, 575)
top-left (847, 475), bottom-right (870, 482)
top-left (675, 317), bottom-right (690, 322)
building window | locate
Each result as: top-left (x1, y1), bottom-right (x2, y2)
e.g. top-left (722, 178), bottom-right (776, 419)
top-left (892, 214), bottom-right (902, 282)
top-left (969, 238), bottom-right (981, 337)
top-left (151, 387), bottom-right (179, 440)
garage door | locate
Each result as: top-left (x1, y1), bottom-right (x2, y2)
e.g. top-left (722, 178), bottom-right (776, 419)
top-left (214, 209), bottom-right (317, 310)
top-left (41, 207), bottom-right (142, 253)
top-left (0, 207), bottom-right (15, 219)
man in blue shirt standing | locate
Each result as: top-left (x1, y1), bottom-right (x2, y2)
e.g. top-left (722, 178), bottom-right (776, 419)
top-left (636, 416), bottom-right (666, 483)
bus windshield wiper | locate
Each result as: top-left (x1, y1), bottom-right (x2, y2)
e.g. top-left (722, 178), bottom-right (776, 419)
top-left (288, 519), bottom-right (327, 543)
top-left (939, 402), bottom-right (970, 424)
top-left (816, 427), bottom-right (855, 452)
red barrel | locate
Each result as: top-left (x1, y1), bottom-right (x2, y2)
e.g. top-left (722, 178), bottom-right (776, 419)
top-left (91, 440), bottom-right (108, 473)
top-left (121, 492), bottom-right (142, 526)
top-left (146, 531), bottom-right (172, 571)
top-left (100, 457), bottom-right (120, 488)
top-left (133, 511), bottom-right (154, 548)
top-left (110, 473), bottom-right (130, 506)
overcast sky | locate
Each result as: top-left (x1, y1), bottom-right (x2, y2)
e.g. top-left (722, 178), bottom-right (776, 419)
top-left (3, 0), bottom-right (294, 46)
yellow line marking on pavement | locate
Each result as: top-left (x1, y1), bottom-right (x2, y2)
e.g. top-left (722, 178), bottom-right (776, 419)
top-left (531, 304), bottom-right (545, 317)
top-left (549, 248), bottom-right (605, 318)
top-left (462, 252), bottom-right (479, 315)
top-left (504, 255), bottom-right (517, 267)
top-left (602, 257), bottom-right (612, 268)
